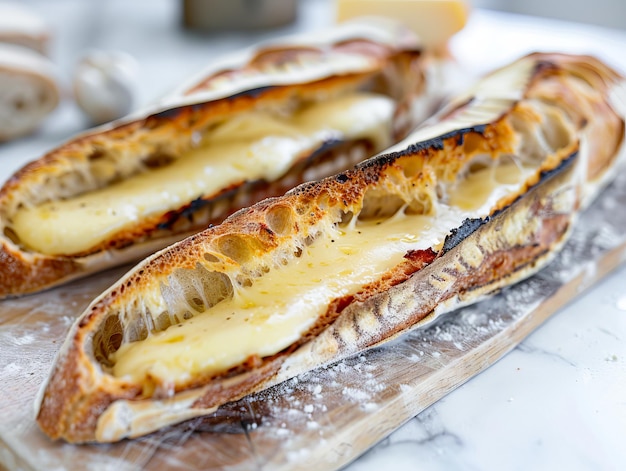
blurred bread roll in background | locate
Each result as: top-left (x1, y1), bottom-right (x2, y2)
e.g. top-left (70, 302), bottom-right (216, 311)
top-left (0, 2), bottom-right (59, 142)
top-left (0, 43), bottom-right (59, 142)
top-left (0, 1), bottom-right (50, 54)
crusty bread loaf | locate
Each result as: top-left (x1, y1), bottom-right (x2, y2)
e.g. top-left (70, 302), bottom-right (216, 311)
top-left (36, 52), bottom-right (626, 443)
top-left (0, 43), bottom-right (59, 141)
top-left (0, 18), bottom-right (445, 298)
top-left (0, 2), bottom-right (50, 54)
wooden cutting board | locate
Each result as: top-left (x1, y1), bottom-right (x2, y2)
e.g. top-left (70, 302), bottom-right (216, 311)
top-left (1, 169), bottom-right (625, 471)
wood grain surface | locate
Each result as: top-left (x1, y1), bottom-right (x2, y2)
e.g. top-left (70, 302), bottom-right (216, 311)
top-left (1, 168), bottom-right (625, 470)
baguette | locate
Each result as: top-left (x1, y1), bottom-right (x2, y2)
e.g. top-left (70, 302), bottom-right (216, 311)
top-left (0, 2), bottom-right (50, 54)
top-left (36, 52), bottom-right (626, 443)
top-left (0, 18), bottom-right (445, 298)
top-left (0, 43), bottom-right (59, 141)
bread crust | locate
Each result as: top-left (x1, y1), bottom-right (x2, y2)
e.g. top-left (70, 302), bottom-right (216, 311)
top-left (36, 52), bottom-right (626, 443)
top-left (0, 18), bottom-right (439, 298)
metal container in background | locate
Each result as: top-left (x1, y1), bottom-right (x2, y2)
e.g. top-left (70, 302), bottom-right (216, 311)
top-left (182, 0), bottom-right (298, 31)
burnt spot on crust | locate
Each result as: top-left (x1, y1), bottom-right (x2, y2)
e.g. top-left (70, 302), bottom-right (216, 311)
top-left (225, 85), bottom-right (275, 101)
top-left (177, 197), bottom-right (211, 223)
top-left (150, 107), bottom-right (184, 121)
top-left (155, 184), bottom-right (244, 231)
top-left (358, 124), bottom-right (490, 173)
top-left (404, 125), bottom-right (489, 156)
top-left (356, 151), bottom-right (398, 171)
top-left (538, 149), bottom-right (578, 182)
top-left (442, 216), bottom-right (490, 253)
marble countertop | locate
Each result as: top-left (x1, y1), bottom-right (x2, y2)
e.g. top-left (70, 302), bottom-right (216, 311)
top-left (350, 264), bottom-right (626, 471)
top-left (0, 1), bottom-right (624, 470)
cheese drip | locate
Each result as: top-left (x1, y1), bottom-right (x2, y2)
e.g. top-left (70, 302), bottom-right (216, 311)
top-left (111, 161), bottom-right (534, 386)
top-left (12, 92), bottom-right (395, 256)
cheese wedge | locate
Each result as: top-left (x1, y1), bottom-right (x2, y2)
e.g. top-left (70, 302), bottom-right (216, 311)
top-left (336, 0), bottom-right (469, 50)
top-left (35, 53), bottom-right (626, 443)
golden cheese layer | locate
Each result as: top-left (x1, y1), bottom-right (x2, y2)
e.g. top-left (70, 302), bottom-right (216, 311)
top-left (13, 92), bottom-right (395, 256)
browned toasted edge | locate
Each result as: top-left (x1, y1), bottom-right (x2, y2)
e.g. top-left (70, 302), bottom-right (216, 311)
top-left (0, 21), bottom-right (431, 299)
top-left (35, 52), bottom-right (626, 443)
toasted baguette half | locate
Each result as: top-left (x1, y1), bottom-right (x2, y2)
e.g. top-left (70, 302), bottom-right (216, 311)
top-left (36, 52), bottom-right (626, 443)
top-left (0, 18), bottom-right (446, 298)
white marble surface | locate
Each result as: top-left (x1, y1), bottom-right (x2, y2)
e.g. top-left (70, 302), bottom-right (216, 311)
top-left (0, 1), bottom-right (625, 470)
top-left (348, 263), bottom-right (626, 471)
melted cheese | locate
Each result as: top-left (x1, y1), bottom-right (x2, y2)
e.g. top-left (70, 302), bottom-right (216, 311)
top-left (111, 162), bottom-right (533, 386)
top-left (112, 211), bottom-right (453, 384)
top-left (12, 92), bottom-right (395, 255)
top-left (449, 162), bottom-right (533, 211)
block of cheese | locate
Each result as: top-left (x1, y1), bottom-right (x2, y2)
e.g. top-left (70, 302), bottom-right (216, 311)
top-left (336, 0), bottom-right (469, 50)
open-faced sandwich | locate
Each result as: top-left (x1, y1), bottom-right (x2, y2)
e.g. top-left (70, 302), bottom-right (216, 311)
top-left (36, 52), bottom-right (626, 443)
top-left (0, 18), bottom-right (449, 298)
